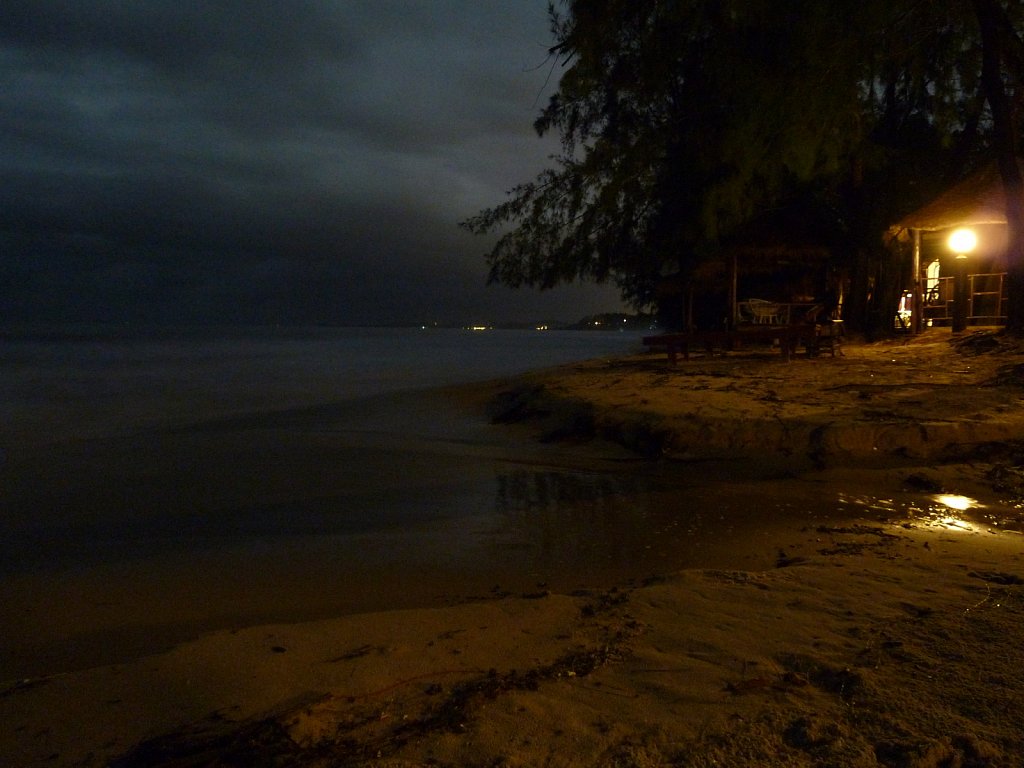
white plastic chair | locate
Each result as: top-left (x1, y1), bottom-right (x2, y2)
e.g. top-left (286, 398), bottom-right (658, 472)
top-left (747, 299), bottom-right (782, 325)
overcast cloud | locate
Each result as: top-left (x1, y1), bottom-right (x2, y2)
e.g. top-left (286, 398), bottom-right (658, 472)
top-left (0, 1), bottom-right (624, 326)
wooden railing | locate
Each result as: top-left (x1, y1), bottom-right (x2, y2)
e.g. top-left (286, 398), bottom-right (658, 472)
top-left (912, 272), bottom-right (1007, 326)
top-left (968, 272), bottom-right (1007, 322)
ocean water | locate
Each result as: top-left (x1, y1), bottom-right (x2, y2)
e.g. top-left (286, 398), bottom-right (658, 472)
top-left (0, 325), bottom-right (647, 448)
top-left (0, 325), bottom-right (657, 570)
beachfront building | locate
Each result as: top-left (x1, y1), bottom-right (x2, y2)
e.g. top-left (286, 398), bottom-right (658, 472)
top-left (651, 201), bottom-right (842, 332)
top-left (888, 164), bottom-right (1014, 332)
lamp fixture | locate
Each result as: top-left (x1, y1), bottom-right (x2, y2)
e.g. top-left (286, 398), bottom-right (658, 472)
top-left (947, 228), bottom-right (977, 256)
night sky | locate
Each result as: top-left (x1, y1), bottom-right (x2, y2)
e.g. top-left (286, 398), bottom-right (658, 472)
top-left (1, 1), bottom-right (624, 327)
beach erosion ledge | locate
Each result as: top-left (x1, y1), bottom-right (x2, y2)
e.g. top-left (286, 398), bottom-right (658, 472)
top-left (484, 329), bottom-right (1024, 476)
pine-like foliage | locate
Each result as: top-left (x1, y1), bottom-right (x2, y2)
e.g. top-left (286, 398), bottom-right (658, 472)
top-left (463, 0), bottom-right (1023, 330)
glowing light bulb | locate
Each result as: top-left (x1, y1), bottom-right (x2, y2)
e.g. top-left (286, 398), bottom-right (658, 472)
top-left (947, 228), bottom-right (977, 255)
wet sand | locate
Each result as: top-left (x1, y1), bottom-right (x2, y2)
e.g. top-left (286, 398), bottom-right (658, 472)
top-left (3, 330), bottom-right (1024, 766)
top-left (0, 385), bottom-right (866, 681)
top-left (0, 388), bottom-right (610, 675)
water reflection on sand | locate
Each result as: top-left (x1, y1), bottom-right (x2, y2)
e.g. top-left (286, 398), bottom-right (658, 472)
top-left (489, 466), bottom-right (811, 578)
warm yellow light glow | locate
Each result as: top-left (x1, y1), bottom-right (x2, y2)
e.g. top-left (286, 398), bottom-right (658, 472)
top-left (934, 494), bottom-right (978, 511)
top-left (936, 515), bottom-right (977, 532)
top-left (947, 228), bottom-right (977, 255)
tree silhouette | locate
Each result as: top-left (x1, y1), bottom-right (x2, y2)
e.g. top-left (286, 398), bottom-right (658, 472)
top-left (463, 0), bottom-right (1023, 334)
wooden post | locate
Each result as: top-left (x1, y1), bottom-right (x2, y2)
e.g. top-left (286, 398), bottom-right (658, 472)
top-left (953, 255), bottom-right (969, 332)
top-left (686, 282), bottom-right (695, 330)
top-left (728, 252), bottom-right (738, 330)
top-left (912, 229), bottom-right (923, 334)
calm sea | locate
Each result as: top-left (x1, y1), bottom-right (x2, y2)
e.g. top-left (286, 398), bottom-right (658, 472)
top-left (0, 325), bottom-right (647, 449)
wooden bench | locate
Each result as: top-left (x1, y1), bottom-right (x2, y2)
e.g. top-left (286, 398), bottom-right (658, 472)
top-left (642, 325), bottom-right (819, 364)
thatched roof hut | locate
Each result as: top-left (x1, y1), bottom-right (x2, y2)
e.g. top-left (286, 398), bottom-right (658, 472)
top-left (888, 162), bottom-right (1015, 240)
top-left (887, 162), bottom-right (1019, 331)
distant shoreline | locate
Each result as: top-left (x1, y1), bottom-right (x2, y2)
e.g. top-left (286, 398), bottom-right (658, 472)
top-left (0, 315), bottom-right (656, 342)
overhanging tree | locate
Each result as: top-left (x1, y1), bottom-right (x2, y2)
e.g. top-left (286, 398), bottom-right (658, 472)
top-left (463, 0), bottom-right (1023, 333)
top-left (973, 0), bottom-right (1024, 333)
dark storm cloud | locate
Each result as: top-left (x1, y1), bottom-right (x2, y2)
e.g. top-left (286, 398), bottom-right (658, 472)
top-left (0, 1), bottom-right (622, 325)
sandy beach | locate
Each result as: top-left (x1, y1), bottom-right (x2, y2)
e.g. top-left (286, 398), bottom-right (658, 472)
top-left (3, 329), bottom-right (1024, 766)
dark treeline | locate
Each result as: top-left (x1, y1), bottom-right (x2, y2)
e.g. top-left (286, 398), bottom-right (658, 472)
top-left (463, 0), bottom-right (1023, 336)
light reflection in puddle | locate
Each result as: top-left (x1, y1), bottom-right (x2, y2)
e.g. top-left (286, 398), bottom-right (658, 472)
top-left (928, 494), bottom-right (981, 532)
top-left (933, 494), bottom-right (978, 512)
top-left (480, 472), bottom-right (1024, 589)
top-left (836, 492), bottom-right (901, 515)
top-left (836, 489), bottom-right (1024, 535)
